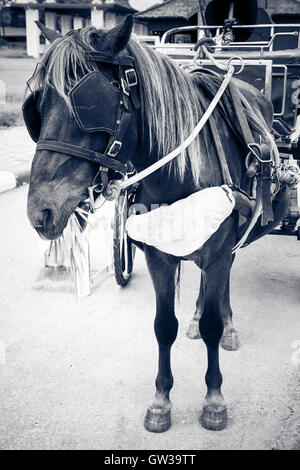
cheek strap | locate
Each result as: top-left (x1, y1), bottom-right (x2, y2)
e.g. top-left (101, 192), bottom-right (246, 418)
top-left (36, 140), bottom-right (128, 175)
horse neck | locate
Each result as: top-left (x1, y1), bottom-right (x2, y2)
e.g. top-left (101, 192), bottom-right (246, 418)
top-left (130, 109), bottom-right (246, 207)
top-left (125, 55), bottom-right (250, 205)
top-left (131, 156), bottom-right (200, 207)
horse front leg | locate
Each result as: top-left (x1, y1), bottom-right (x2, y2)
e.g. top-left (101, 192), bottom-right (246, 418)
top-left (143, 246), bottom-right (179, 433)
top-left (199, 251), bottom-right (233, 431)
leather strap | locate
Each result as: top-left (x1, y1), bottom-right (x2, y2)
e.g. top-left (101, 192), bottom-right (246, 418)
top-left (37, 140), bottom-right (127, 175)
top-left (250, 143), bottom-right (274, 225)
top-left (229, 83), bottom-right (255, 147)
top-left (229, 82), bottom-right (274, 226)
top-left (105, 110), bottom-right (132, 158)
top-left (208, 114), bottom-right (233, 186)
top-left (72, 32), bottom-right (135, 67)
top-left (86, 52), bottom-right (135, 67)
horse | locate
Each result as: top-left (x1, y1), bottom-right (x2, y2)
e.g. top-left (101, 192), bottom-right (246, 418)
top-left (25, 15), bottom-right (290, 432)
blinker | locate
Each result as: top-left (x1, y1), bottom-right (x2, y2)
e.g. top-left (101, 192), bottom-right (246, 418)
top-left (69, 71), bottom-right (121, 134)
top-left (22, 46), bottom-right (140, 179)
top-left (22, 91), bottom-right (41, 143)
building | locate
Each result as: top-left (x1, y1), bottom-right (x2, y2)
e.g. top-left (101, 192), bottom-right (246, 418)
top-left (0, 1), bottom-right (137, 56)
top-left (135, 0), bottom-right (300, 39)
top-left (1, 0), bottom-right (300, 57)
top-left (134, 0), bottom-right (204, 41)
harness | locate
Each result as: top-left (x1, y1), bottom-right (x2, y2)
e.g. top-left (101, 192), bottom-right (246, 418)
top-left (23, 43), bottom-right (278, 252)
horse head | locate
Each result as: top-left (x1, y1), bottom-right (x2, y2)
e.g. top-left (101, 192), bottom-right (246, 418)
top-left (26, 15), bottom-right (139, 240)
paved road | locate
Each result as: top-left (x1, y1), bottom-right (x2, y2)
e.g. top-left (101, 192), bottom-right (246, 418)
top-left (0, 126), bottom-right (34, 192)
top-left (0, 185), bottom-right (299, 450)
top-left (0, 126), bottom-right (34, 176)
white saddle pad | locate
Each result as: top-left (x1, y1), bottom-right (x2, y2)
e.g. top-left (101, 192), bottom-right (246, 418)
top-left (126, 186), bottom-right (235, 257)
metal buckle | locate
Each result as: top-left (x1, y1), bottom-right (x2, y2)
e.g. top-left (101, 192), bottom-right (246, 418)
top-left (107, 140), bottom-right (122, 157)
top-left (125, 68), bottom-right (138, 87)
top-left (248, 143), bottom-right (272, 164)
top-left (121, 78), bottom-right (130, 96)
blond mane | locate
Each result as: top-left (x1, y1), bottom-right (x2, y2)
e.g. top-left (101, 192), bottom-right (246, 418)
top-left (29, 27), bottom-right (205, 183)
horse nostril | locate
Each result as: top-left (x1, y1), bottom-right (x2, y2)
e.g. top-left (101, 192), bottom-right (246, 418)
top-left (32, 209), bottom-right (51, 230)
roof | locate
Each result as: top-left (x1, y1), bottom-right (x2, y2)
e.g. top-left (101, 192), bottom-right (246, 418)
top-left (135, 0), bottom-right (200, 20)
top-left (100, 0), bottom-right (135, 10)
top-left (265, 0), bottom-right (300, 15)
top-left (136, 0), bottom-right (300, 20)
top-left (94, 0), bottom-right (136, 12)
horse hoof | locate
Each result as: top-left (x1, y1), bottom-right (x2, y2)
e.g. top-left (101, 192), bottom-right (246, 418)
top-left (144, 408), bottom-right (171, 433)
top-left (186, 320), bottom-right (201, 340)
top-left (200, 405), bottom-right (227, 431)
top-left (221, 328), bottom-right (240, 351)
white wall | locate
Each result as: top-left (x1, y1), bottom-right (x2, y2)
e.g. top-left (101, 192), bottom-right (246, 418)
top-left (128, 0), bottom-right (163, 12)
top-left (91, 8), bottom-right (104, 28)
top-left (25, 8), bottom-right (40, 58)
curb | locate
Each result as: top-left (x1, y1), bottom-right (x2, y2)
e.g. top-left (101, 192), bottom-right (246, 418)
top-left (0, 167), bottom-right (30, 194)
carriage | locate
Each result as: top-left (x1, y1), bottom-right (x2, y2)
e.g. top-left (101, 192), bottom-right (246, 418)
top-left (112, 0), bottom-right (300, 287)
top-left (38, 0), bottom-right (300, 291)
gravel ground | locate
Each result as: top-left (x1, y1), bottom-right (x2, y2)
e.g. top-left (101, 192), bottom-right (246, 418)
top-left (0, 185), bottom-right (299, 450)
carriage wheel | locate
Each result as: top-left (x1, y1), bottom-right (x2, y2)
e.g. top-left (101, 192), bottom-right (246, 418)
top-left (113, 189), bottom-right (136, 286)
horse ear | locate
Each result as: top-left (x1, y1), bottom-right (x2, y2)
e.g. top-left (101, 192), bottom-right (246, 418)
top-left (101, 15), bottom-right (134, 54)
top-left (35, 21), bottom-right (62, 43)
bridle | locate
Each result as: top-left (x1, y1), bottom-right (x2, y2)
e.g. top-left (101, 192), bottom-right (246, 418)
top-left (23, 36), bottom-right (243, 204)
top-left (39, 52), bottom-right (140, 188)
top-left (23, 40), bottom-right (140, 200)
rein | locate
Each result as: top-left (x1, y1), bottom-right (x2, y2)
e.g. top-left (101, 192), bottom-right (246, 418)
top-left (76, 47), bottom-right (274, 253)
top-left (119, 62), bottom-right (237, 191)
